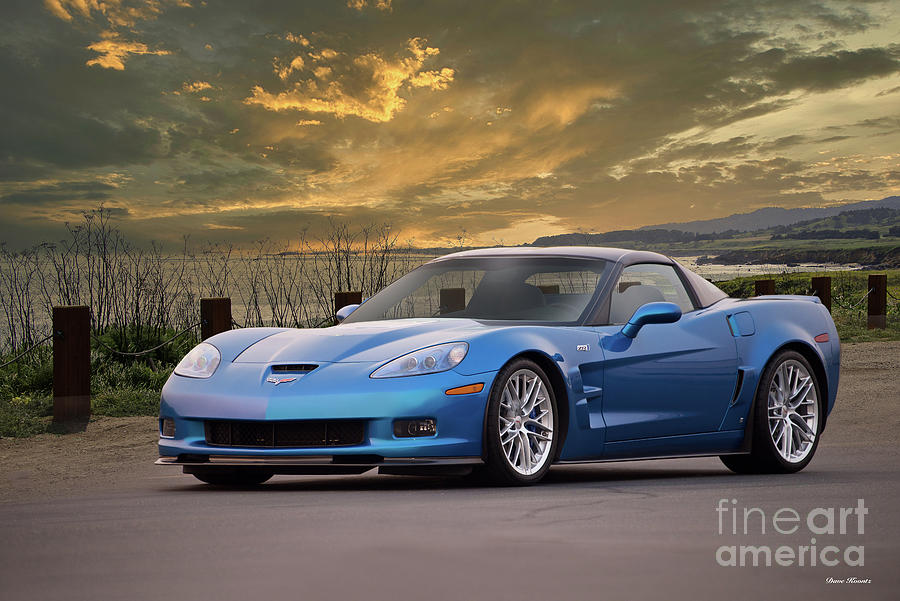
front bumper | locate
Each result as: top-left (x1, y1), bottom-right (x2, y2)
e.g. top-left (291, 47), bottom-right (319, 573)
top-left (158, 361), bottom-right (496, 461)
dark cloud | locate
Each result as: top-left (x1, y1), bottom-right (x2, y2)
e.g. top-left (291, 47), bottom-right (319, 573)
top-left (759, 135), bottom-right (808, 151)
top-left (0, 181), bottom-right (116, 206)
top-left (768, 47), bottom-right (900, 91)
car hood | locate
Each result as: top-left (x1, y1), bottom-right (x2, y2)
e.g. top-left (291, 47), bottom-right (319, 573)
top-left (232, 318), bottom-right (492, 364)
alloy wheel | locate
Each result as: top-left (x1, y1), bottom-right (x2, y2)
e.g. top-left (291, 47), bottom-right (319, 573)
top-left (498, 368), bottom-right (554, 476)
top-left (767, 359), bottom-right (818, 463)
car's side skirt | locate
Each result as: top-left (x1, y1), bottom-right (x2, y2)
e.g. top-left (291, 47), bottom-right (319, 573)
top-left (556, 450), bottom-right (749, 465)
top-left (561, 429), bottom-right (746, 463)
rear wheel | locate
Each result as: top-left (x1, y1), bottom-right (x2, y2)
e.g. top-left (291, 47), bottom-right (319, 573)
top-left (189, 468), bottom-right (274, 486)
top-left (482, 359), bottom-right (559, 485)
top-left (721, 350), bottom-right (822, 474)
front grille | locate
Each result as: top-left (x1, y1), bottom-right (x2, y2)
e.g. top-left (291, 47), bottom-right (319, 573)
top-left (204, 420), bottom-right (365, 448)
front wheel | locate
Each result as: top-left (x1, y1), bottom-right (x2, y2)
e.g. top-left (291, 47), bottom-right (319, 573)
top-left (189, 468), bottom-right (274, 486)
top-left (721, 350), bottom-right (822, 474)
top-left (482, 359), bottom-right (559, 485)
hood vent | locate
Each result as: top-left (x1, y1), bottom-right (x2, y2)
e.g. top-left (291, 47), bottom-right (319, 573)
top-left (271, 364), bottom-right (318, 373)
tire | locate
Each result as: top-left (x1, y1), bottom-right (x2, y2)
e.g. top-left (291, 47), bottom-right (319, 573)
top-left (190, 468), bottom-right (274, 486)
top-left (721, 350), bottom-right (822, 474)
top-left (482, 358), bottom-right (559, 485)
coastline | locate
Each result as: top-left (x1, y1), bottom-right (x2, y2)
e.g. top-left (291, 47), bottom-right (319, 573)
top-left (694, 246), bottom-right (900, 268)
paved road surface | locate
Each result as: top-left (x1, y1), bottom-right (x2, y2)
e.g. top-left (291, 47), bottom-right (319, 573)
top-left (1, 342), bottom-right (898, 601)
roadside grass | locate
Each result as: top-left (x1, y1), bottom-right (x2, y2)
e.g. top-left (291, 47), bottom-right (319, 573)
top-left (1, 329), bottom-right (191, 438)
top-left (0, 359), bottom-right (172, 438)
top-left (1, 269), bottom-right (898, 438)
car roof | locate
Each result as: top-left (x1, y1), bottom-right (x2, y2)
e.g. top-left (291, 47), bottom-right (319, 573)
top-left (429, 246), bottom-right (674, 267)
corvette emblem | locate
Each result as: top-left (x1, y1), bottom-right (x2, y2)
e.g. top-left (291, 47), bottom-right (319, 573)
top-left (266, 376), bottom-right (297, 385)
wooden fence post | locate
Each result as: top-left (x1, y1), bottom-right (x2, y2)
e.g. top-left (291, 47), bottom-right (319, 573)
top-left (867, 274), bottom-right (887, 329)
top-left (334, 291), bottom-right (363, 317)
top-left (755, 279), bottom-right (775, 296)
top-left (811, 276), bottom-right (832, 313)
top-left (201, 297), bottom-right (232, 340)
top-left (53, 305), bottom-right (90, 422)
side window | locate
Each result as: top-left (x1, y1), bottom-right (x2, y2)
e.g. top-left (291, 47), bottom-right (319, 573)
top-left (608, 263), bottom-right (695, 324)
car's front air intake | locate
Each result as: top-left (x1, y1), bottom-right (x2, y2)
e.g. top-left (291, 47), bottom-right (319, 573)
top-left (204, 420), bottom-right (365, 448)
top-left (271, 364), bottom-right (318, 373)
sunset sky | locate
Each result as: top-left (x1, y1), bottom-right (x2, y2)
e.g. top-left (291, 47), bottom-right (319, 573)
top-left (1, 0), bottom-right (899, 248)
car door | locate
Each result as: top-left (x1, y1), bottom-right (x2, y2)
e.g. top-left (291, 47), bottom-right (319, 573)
top-left (592, 263), bottom-right (738, 442)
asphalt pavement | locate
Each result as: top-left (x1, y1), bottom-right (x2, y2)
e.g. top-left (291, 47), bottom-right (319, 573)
top-left (1, 342), bottom-right (898, 601)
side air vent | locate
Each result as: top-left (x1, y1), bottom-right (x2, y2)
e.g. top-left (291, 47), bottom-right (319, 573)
top-left (730, 369), bottom-right (745, 406)
top-left (271, 364), bottom-right (318, 373)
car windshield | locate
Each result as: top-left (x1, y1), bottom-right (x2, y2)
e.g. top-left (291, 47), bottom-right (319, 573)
top-left (343, 256), bottom-right (610, 324)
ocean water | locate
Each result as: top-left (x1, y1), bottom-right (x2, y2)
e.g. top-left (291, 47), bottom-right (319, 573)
top-left (675, 256), bottom-right (860, 282)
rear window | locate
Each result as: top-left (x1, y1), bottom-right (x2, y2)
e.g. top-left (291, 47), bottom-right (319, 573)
top-left (677, 263), bottom-right (729, 307)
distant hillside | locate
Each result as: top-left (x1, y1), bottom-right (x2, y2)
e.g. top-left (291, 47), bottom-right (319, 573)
top-left (641, 196), bottom-right (900, 234)
top-left (700, 246), bottom-right (900, 268)
top-left (530, 202), bottom-right (900, 270)
top-left (770, 207), bottom-right (899, 240)
top-left (531, 228), bottom-right (741, 247)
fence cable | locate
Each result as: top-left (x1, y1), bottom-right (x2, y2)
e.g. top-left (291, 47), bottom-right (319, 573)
top-left (0, 334), bottom-right (54, 370)
top-left (90, 322), bottom-right (201, 357)
top-left (833, 288), bottom-right (874, 311)
top-left (232, 316), bottom-right (333, 329)
top-left (848, 288), bottom-right (874, 310)
top-left (314, 316), bottom-right (335, 328)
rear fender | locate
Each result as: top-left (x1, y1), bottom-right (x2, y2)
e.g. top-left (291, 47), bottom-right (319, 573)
top-left (718, 299), bottom-right (837, 434)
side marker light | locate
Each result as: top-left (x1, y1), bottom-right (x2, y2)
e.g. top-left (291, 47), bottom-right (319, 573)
top-left (445, 383), bottom-right (484, 395)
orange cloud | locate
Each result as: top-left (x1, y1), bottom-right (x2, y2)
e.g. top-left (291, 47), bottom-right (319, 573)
top-left (43, 0), bottom-right (185, 28)
top-left (409, 67), bottom-right (455, 90)
top-left (45, 1), bottom-right (181, 70)
top-left (181, 81), bottom-right (213, 93)
top-left (347, 0), bottom-right (392, 12)
top-left (205, 223), bottom-right (245, 230)
top-left (244, 37), bottom-right (454, 123)
top-left (285, 32), bottom-right (311, 46)
top-left (86, 32), bottom-right (170, 70)
top-left (275, 56), bottom-right (305, 80)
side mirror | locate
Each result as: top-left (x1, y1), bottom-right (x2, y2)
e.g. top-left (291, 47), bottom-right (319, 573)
top-left (621, 302), bottom-right (681, 338)
top-left (335, 304), bottom-right (360, 323)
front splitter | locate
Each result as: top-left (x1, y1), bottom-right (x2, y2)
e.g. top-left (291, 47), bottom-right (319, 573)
top-left (157, 454), bottom-right (482, 475)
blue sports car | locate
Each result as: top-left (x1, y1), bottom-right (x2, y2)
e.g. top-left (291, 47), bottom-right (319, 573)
top-left (157, 247), bottom-right (840, 486)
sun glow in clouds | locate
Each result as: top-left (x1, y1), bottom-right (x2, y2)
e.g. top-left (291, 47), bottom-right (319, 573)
top-left (86, 32), bottom-right (170, 70)
top-left (245, 37), bottom-right (455, 123)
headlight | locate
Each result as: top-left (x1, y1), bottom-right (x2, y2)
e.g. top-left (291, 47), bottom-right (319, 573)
top-left (371, 342), bottom-right (468, 379)
top-left (174, 342), bottom-right (221, 379)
